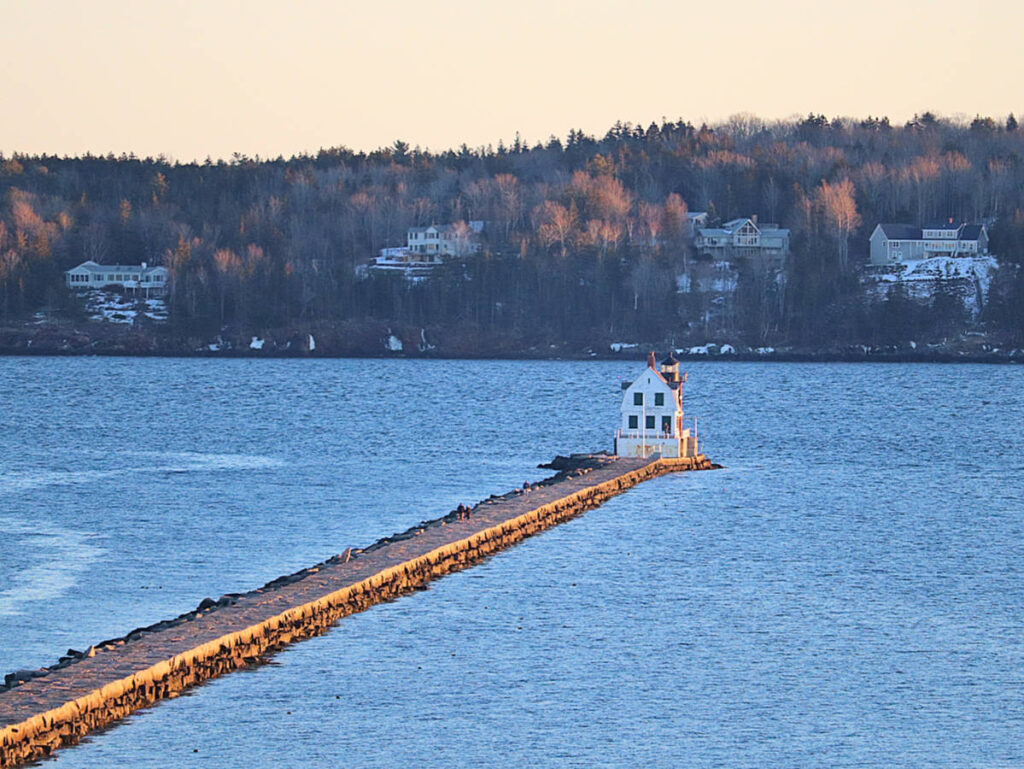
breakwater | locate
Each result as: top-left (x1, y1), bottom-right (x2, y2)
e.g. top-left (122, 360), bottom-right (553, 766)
top-left (0, 453), bottom-right (714, 768)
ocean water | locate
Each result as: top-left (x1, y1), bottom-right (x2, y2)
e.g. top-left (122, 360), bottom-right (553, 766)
top-left (0, 357), bottom-right (1022, 768)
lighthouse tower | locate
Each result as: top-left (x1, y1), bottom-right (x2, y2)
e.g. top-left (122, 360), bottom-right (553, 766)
top-left (614, 352), bottom-right (698, 458)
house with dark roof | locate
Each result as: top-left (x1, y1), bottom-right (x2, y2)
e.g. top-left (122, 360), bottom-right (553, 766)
top-left (869, 221), bottom-right (989, 265)
top-left (694, 217), bottom-right (790, 265)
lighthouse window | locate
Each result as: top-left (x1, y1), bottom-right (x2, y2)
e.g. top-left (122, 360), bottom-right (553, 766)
top-left (645, 415), bottom-right (656, 430)
top-left (628, 415), bottom-right (638, 429)
top-left (633, 393), bottom-right (643, 406)
top-left (654, 392), bottom-right (664, 406)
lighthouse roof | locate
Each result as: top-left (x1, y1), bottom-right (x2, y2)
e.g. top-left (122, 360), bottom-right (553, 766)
top-left (660, 352), bottom-right (678, 366)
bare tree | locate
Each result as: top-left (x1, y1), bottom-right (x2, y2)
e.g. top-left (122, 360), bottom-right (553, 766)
top-left (534, 201), bottom-right (577, 257)
top-left (817, 178), bottom-right (861, 271)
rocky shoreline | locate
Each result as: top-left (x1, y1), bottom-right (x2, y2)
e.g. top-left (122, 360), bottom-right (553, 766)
top-left (0, 320), bottom-right (1021, 364)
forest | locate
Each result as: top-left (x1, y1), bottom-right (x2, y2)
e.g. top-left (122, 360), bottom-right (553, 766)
top-left (2, 111), bottom-right (1023, 355)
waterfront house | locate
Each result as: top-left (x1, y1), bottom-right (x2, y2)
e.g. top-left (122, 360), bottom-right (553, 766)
top-left (615, 352), bottom-right (698, 458)
top-left (65, 261), bottom-right (168, 295)
top-left (869, 220), bottom-right (989, 265)
top-left (406, 220), bottom-right (484, 258)
top-left (362, 220), bottom-right (485, 278)
top-left (695, 217), bottom-right (790, 265)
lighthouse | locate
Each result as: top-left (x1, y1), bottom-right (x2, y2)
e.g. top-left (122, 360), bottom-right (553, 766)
top-left (614, 352), bottom-right (698, 458)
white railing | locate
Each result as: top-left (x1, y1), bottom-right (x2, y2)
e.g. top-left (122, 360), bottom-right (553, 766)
top-left (616, 418), bottom-right (698, 439)
top-left (615, 429), bottom-right (676, 440)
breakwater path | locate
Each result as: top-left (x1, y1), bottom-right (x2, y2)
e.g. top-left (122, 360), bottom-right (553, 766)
top-left (0, 453), bottom-right (713, 767)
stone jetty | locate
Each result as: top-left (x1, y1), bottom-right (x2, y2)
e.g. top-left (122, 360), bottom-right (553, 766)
top-left (0, 453), bottom-right (715, 767)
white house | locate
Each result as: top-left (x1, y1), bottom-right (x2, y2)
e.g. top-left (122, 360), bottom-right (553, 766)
top-left (362, 221), bottom-right (485, 278)
top-left (869, 221), bottom-right (989, 265)
top-left (614, 352), bottom-right (698, 459)
top-left (695, 217), bottom-right (790, 265)
top-left (407, 220), bottom-right (484, 258)
top-left (65, 261), bottom-right (168, 295)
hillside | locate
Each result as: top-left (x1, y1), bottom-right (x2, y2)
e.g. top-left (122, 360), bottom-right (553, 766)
top-left (2, 113), bottom-right (1023, 356)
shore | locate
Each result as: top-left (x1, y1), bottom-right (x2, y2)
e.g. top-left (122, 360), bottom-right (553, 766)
top-left (1, 319), bottom-right (1021, 364)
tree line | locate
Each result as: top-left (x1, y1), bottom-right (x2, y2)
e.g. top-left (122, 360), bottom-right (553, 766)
top-left (1, 111), bottom-right (1023, 349)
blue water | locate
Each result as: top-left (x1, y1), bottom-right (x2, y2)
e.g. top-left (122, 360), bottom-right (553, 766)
top-left (1, 358), bottom-right (1022, 767)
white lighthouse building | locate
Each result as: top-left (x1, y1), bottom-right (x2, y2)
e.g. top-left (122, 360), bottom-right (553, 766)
top-left (614, 352), bottom-right (698, 458)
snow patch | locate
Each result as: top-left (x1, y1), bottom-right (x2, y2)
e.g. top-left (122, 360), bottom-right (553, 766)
top-left (387, 334), bottom-right (403, 352)
top-left (610, 342), bottom-right (639, 352)
top-left (863, 255), bottom-right (999, 317)
top-left (83, 290), bottom-right (167, 324)
top-left (688, 344), bottom-right (718, 355)
top-left (250, 336), bottom-right (265, 350)
top-left (308, 334), bottom-right (316, 352)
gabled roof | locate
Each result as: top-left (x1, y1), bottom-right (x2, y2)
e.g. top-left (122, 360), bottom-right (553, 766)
top-left (67, 261), bottom-right (166, 273)
top-left (623, 366), bottom-right (671, 391)
top-left (66, 260), bottom-right (102, 271)
top-left (876, 223), bottom-right (921, 239)
top-left (409, 223), bottom-right (468, 235)
top-left (722, 217), bottom-right (757, 232)
top-left (875, 222), bottom-right (987, 241)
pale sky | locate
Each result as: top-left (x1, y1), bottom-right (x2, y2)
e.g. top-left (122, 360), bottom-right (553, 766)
top-left (2, 0), bottom-right (1022, 161)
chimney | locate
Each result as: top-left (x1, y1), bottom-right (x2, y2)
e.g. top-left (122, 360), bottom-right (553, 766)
top-left (647, 351), bottom-right (657, 370)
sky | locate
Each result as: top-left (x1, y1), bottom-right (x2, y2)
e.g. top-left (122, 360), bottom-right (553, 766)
top-left (2, 0), bottom-right (1022, 161)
